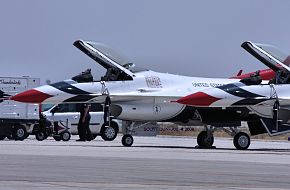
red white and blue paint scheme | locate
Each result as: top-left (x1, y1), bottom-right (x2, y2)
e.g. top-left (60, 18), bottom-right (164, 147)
top-left (11, 40), bottom-right (278, 149)
top-left (177, 41), bottom-right (290, 149)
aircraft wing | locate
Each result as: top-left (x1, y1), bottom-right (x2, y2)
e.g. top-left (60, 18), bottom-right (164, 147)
top-left (73, 40), bottom-right (135, 78)
top-left (242, 41), bottom-right (290, 73)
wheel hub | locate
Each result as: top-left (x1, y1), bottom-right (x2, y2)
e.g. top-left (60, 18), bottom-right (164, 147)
top-left (38, 133), bottom-right (44, 139)
top-left (204, 137), bottom-right (211, 144)
top-left (17, 129), bottom-right (25, 137)
top-left (105, 127), bottom-right (116, 139)
top-left (238, 136), bottom-right (249, 148)
top-left (125, 137), bottom-right (132, 144)
top-left (62, 133), bottom-right (70, 140)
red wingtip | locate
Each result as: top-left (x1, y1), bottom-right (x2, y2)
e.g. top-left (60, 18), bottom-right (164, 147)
top-left (10, 89), bottom-right (52, 103)
top-left (177, 92), bottom-right (220, 106)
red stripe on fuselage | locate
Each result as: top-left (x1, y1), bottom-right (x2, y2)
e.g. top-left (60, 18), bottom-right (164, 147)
top-left (177, 92), bottom-right (221, 106)
top-left (10, 89), bottom-right (53, 103)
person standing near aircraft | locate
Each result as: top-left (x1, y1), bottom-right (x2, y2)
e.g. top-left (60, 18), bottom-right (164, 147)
top-left (84, 104), bottom-right (93, 141)
top-left (76, 103), bottom-right (92, 141)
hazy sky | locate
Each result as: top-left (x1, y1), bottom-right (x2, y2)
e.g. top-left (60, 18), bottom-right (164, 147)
top-left (1, 0), bottom-right (290, 84)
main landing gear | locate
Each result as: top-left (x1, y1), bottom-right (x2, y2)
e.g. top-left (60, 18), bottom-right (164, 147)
top-left (196, 126), bottom-right (251, 150)
top-left (197, 130), bottom-right (214, 148)
top-left (233, 132), bottom-right (250, 150)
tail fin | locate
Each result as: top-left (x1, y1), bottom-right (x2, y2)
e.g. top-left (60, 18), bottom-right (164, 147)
top-left (236, 69), bottom-right (243, 76)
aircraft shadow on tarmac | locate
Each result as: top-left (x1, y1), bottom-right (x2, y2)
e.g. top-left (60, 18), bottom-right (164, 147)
top-left (132, 146), bottom-right (290, 153)
top-left (34, 141), bottom-right (290, 153)
top-left (71, 144), bottom-right (290, 153)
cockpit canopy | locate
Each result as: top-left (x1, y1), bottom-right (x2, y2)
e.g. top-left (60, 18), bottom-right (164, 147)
top-left (242, 41), bottom-right (290, 84)
top-left (73, 40), bottom-right (147, 82)
top-left (85, 42), bottom-right (130, 67)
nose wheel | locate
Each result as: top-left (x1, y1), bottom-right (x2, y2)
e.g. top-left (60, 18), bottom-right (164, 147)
top-left (122, 134), bottom-right (134, 147)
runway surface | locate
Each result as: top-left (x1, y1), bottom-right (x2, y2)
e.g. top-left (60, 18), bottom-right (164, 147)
top-left (1, 135), bottom-right (290, 190)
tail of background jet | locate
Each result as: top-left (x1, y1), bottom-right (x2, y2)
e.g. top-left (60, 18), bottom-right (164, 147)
top-left (236, 70), bottom-right (243, 76)
top-left (0, 90), bottom-right (11, 103)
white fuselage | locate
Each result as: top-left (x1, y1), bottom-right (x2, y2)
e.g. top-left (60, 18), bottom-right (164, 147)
top-left (33, 70), bottom-right (239, 121)
top-left (189, 82), bottom-right (290, 108)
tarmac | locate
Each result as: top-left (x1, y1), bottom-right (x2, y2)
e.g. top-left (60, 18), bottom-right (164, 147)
top-left (0, 135), bottom-right (290, 190)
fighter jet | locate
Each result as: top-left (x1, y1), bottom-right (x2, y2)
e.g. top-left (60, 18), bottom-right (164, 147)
top-left (177, 41), bottom-right (290, 149)
top-left (10, 40), bottom-right (278, 148)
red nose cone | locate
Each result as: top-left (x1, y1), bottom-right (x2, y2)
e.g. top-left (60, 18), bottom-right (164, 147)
top-left (177, 92), bottom-right (221, 106)
top-left (10, 89), bottom-right (52, 103)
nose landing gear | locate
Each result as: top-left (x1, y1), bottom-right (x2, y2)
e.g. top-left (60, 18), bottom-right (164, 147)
top-left (122, 134), bottom-right (134, 147)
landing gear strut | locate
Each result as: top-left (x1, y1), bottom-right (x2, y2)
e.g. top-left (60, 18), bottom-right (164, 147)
top-left (223, 127), bottom-right (251, 150)
top-left (121, 121), bottom-right (135, 147)
top-left (120, 121), bottom-right (156, 147)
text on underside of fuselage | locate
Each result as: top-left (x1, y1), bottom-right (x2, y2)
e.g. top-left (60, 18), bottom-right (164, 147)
top-left (192, 82), bottom-right (225, 88)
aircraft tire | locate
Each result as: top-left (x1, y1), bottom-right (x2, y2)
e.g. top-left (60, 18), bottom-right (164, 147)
top-left (35, 131), bottom-right (48, 141)
top-left (0, 135), bottom-right (6, 140)
top-left (53, 136), bottom-right (61, 141)
top-left (197, 131), bottom-right (214, 148)
top-left (100, 122), bottom-right (118, 141)
top-left (122, 134), bottom-right (133, 147)
top-left (61, 131), bottom-right (71, 141)
top-left (233, 132), bottom-right (250, 150)
top-left (13, 125), bottom-right (28, 141)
